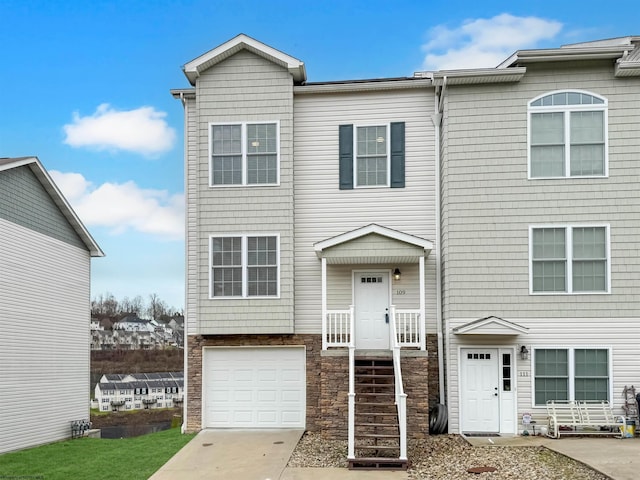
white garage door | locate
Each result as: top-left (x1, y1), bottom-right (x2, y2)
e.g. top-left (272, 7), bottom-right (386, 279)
top-left (203, 347), bottom-right (306, 428)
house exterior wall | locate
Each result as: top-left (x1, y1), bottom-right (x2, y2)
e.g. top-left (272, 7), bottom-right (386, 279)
top-left (441, 60), bottom-right (640, 433)
top-left (190, 49), bottom-right (295, 335)
top-left (0, 165), bottom-right (85, 249)
top-left (0, 218), bottom-right (91, 454)
top-left (292, 87), bottom-right (438, 335)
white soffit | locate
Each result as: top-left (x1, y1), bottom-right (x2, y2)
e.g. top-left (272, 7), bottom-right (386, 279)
top-left (453, 316), bottom-right (529, 336)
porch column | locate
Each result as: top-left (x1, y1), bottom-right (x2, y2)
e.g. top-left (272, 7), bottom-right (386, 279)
top-left (419, 255), bottom-right (426, 350)
top-left (321, 257), bottom-right (327, 350)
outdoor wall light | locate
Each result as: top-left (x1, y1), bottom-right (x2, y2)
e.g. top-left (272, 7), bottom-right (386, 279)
top-left (520, 345), bottom-right (530, 361)
top-left (393, 268), bottom-right (402, 281)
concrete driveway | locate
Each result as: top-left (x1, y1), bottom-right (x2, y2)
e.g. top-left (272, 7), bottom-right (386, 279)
top-left (148, 429), bottom-right (408, 480)
top-left (148, 429), bottom-right (304, 480)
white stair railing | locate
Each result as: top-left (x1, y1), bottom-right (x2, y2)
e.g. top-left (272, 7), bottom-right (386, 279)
top-left (389, 305), bottom-right (408, 461)
top-left (347, 306), bottom-right (356, 459)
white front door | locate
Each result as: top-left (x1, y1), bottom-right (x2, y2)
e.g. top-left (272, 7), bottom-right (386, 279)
top-left (354, 271), bottom-right (390, 349)
top-left (461, 348), bottom-right (500, 433)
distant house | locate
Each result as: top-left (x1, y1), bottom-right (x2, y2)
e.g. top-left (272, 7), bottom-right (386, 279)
top-left (94, 372), bottom-right (184, 411)
top-left (0, 157), bottom-right (103, 454)
top-left (91, 315), bottom-right (182, 350)
top-left (114, 315), bottom-right (155, 332)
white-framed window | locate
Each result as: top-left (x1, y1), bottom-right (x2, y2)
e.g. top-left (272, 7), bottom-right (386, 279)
top-left (529, 225), bottom-right (610, 294)
top-left (534, 347), bottom-right (611, 405)
top-left (355, 124), bottom-right (389, 187)
top-left (210, 234), bottom-right (280, 298)
top-left (210, 121), bottom-right (279, 186)
top-left (528, 91), bottom-right (607, 178)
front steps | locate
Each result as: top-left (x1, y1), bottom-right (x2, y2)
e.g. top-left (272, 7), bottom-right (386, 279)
top-left (348, 357), bottom-right (408, 471)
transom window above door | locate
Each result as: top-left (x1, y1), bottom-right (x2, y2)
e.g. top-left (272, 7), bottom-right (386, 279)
top-left (210, 122), bottom-right (279, 186)
top-left (528, 91), bottom-right (607, 179)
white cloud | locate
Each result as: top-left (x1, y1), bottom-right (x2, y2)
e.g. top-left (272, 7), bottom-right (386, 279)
top-left (51, 170), bottom-right (184, 240)
top-left (422, 14), bottom-right (563, 70)
top-left (63, 104), bottom-right (176, 156)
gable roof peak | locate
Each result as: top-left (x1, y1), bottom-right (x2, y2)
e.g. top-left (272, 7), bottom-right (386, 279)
top-left (0, 156), bottom-right (103, 257)
top-left (182, 33), bottom-right (306, 85)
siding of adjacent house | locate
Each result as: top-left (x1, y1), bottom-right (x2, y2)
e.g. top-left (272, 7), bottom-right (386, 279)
top-left (292, 87), bottom-right (438, 334)
top-left (0, 218), bottom-right (91, 454)
top-left (441, 60), bottom-right (640, 432)
top-left (0, 165), bottom-right (85, 249)
top-left (190, 49), bottom-right (295, 334)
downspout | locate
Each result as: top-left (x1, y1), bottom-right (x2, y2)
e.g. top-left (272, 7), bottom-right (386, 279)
top-left (179, 91), bottom-right (188, 434)
top-left (431, 75), bottom-right (447, 405)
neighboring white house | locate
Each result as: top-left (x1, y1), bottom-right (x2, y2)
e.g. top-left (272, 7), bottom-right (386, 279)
top-left (171, 34), bottom-right (640, 466)
top-left (0, 157), bottom-right (103, 454)
top-left (94, 372), bottom-right (184, 411)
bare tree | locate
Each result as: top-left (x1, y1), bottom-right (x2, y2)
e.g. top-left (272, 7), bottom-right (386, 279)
top-left (146, 293), bottom-right (168, 321)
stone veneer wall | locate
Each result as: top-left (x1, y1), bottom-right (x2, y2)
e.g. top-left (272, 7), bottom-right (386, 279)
top-left (185, 334), bottom-right (430, 440)
top-left (401, 356), bottom-right (430, 439)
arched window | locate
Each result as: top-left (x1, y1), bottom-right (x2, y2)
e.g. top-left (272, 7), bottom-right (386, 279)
top-left (528, 91), bottom-right (607, 178)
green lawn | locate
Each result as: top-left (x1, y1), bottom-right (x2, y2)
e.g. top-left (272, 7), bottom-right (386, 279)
top-left (0, 428), bottom-right (196, 480)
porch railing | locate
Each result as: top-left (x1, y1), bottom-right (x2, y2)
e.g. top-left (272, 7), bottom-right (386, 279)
top-left (392, 307), bottom-right (422, 348)
top-left (389, 309), bottom-right (408, 461)
top-left (323, 306), bottom-right (423, 349)
top-left (324, 307), bottom-right (354, 348)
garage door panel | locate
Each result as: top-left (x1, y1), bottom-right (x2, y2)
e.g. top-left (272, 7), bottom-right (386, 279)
top-left (203, 347), bottom-right (306, 429)
top-left (233, 390), bottom-right (253, 402)
top-left (257, 390), bottom-right (277, 402)
top-left (281, 389), bottom-right (301, 402)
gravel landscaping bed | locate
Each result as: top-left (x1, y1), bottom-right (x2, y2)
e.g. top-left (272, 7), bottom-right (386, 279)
top-left (288, 432), bottom-right (608, 479)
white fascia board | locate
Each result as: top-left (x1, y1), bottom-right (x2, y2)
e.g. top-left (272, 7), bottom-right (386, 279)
top-left (183, 33), bottom-right (306, 85)
top-left (314, 223), bottom-right (433, 257)
top-left (432, 67), bottom-right (526, 85)
top-left (498, 45), bottom-right (631, 68)
top-left (453, 316), bottom-right (529, 335)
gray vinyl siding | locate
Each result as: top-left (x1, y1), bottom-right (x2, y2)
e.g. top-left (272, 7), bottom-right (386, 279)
top-left (441, 61), bottom-right (640, 319)
top-left (442, 60), bottom-right (640, 433)
top-left (0, 219), bottom-right (90, 453)
top-left (0, 166), bottom-right (85, 249)
top-left (446, 316), bottom-right (640, 433)
top-left (192, 50), bottom-right (294, 334)
top-left (293, 88), bottom-right (438, 334)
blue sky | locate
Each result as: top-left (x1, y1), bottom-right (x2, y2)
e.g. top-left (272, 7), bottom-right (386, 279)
top-left (1, 0), bottom-right (636, 310)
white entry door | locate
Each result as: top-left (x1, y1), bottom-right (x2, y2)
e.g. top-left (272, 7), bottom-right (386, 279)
top-left (460, 349), bottom-right (500, 433)
top-left (354, 272), bottom-right (390, 349)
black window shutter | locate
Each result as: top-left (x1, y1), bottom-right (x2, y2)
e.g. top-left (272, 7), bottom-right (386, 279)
top-left (339, 124), bottom-right (354, 190)
top-left (390, 122), bottom-right (405, 188)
